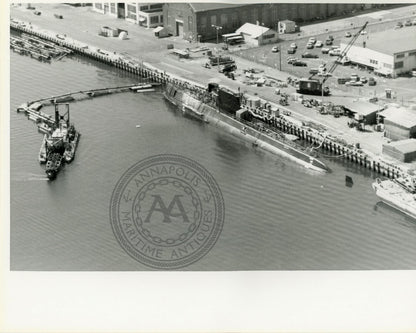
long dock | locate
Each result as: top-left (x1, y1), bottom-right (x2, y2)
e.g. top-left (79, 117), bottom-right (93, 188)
top-left (244, 106), bottom-right (405, 179)
top-left (10, 19), bottom-right (406, 179)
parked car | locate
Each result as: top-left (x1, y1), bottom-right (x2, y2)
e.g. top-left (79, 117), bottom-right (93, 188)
top-left (345, 31), bottom-right (352, 37)
top-left (302, 52), bottom-right (319, 58)
top-left (328, 35), bottom-right (334, 41)
top-left (337, 77), bottom-right (350, 84)
top-left (360, 30), bottom-right (367, 35)
top-left (394, 22), bottom-right (403, 29)
top-left (404, 20), bottom-right (412, 26)
top-left (292, 60), bottom-right (307, 67)
top-left (271, 46), bottom-right (279, 53)
top-left (287, 57), bottom-right (298, 64)
top-left (413, 18), bottom-right (416, 25)
top-left (329, 49), bottom-right (341, 56)
top-left (350, 74), bottom-right (359, 81)
top-left (318, 72), bottom-right (332, 77)
top-left (308, 37), bottom-right (317, 44)
top-left (315, 41), bottom-right (323, 48)
top-left (325, 38), bottom-right (333, 45)
top-left (360, 76), bottom-right (368, 84)
top-left (368, 77), bottom-right (377, 86)
top-left (287, 47), bottom-right (296, 54)
top-left (309, 68), bottom-right (319, 75)
top-left (306, 43), bottom-right (314, 49)
top-left (290, 42), bottom-right (297, 49)
top-left (346, 81), bottom-right (363, 86)
top-left (321, 47), bottom-right (330, 54)
top-left (335, 56), bottom-right (350, 65)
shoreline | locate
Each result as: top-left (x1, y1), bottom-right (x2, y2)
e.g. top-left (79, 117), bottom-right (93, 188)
top-left (9, 17), bottom-right (408, 179)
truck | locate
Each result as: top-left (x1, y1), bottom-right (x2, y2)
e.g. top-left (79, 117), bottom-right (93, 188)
top-left (296, 79), bottom-right (330, 96)
top-left (209, 56), bottom-right (235, 66)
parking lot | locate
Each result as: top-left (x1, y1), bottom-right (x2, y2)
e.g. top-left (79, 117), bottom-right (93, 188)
top-left (230, 15), bottom-right (416, 101)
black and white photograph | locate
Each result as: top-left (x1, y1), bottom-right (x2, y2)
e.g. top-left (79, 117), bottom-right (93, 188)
top-left (2, 0), bottom-right (416, 331)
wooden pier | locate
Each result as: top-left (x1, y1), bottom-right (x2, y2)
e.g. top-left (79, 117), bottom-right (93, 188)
top-left (10, 20), bottom-right (406, 179)
top-left (246, 107), bottom-right (405, 179)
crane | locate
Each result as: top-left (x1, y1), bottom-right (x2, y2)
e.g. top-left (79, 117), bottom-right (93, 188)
top-left (298, 21), bottom-right (369, 96)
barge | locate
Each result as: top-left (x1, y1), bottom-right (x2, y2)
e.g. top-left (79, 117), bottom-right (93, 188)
top-left (164, 83), bottom-right (328, 172)
top-left (17, 100), bottom-right (80, 180)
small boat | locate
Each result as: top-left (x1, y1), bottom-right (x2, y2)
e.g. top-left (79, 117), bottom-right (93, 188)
top-left (136, 125), bottom-right (141, 128)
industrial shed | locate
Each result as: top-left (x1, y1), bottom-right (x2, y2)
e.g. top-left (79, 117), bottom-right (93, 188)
top-left (382, 139), bottom-right (416, 162)
top-left (235, 23), bottom-right (278, 47)
top-left (278, 20), bottom-right (296, 34)
top-left (342, 100), bottom-right (381, 125)
top-left (378, 107), bottom-right (416, 141)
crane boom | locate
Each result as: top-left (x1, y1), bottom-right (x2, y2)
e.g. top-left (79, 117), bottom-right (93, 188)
top-left (322, 21), bottom-right (369, 84)
top-left (297, 21), bottom-right (369, 96)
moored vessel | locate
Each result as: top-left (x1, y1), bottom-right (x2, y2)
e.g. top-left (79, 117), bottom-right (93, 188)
top-left (164, 82), bottom-right (328, 172)
top-left (42, 103), bottom-right (80, 179)
top-left (372, 177), bottom-right (416, 220)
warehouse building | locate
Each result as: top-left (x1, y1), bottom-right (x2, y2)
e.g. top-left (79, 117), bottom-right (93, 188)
top-left (235, 23), bottom-right (278, 47)
top-left (378, 107), bottom-right (416, 141)
top-left (162, 3), bottom-right (366, 41)
top-left (125, 3), bottom-right (164, 28)
top-left (382, 139), bottom-right (416, 163)
top-left (92, 2), bottom-right (120, 17)
top-left (92, 3), bottom-right (164, 28)
top-left (340, 26), bottom-right (416, 77)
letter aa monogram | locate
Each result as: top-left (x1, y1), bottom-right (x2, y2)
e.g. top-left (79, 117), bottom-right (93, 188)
top-left (144, 195), bottom-right (190, 223)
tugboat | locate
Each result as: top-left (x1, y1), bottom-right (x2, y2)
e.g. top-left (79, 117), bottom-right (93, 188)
top-left (42, 103), bottom-right (80, 180)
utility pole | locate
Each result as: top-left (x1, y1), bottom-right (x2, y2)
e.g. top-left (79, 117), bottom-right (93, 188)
top-left (212, 24), bottom-right (222, 71)
top-left (279, 46), bottom-right (281, 71)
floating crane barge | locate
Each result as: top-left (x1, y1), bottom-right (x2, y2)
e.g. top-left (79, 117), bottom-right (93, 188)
top-left (18, 102), bottom-right (80, 180)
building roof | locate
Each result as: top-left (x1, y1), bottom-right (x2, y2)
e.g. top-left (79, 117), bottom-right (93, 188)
top-left (342, 100), bottom-right (381, 116)
top-left (236, 23), bottom-right (272, 39)
top-left (280, 20), bottom-right (295, 24)
top-left (189, 3), bottom-right (246, 12)
top-left (340, 26), bottom-right (416, 55)
top-left (379, 107), bottom-right (416, 128)
top-left (385, 139), bottom-right (416, 154)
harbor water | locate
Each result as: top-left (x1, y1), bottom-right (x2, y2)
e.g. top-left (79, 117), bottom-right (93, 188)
top-left (10, 51), bottom-right (416, 270)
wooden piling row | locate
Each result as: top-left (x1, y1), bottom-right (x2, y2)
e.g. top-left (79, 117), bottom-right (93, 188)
top-left (10, 22), bottom-right (207, 97)
top-left (11, 22), bottom-right (403, 179)
top-left (275, 116), bottom-right (403, 179)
